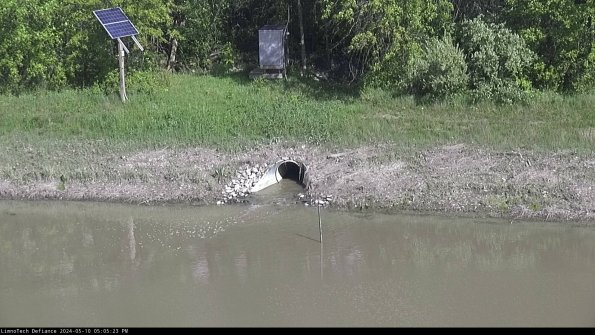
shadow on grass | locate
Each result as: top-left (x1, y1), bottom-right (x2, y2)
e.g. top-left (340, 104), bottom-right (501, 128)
top-left (211, 67), bottom-right (363, 102)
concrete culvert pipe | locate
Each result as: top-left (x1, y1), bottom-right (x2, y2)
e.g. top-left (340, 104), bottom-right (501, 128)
top-left (250, 159), bottom-right (310, 193)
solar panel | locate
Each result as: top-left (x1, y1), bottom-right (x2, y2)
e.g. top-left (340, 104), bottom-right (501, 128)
top-left (104, 21), bottom-right (139, 40)
top-left (94, 8), bottom-right (127, 25)
top-left (93, 7), bottom-right (139, 39)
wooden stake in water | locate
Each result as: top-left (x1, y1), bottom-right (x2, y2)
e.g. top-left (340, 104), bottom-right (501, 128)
top-left (317, 200), bottom-right (323, 243)
top-left (318, 198), bottom-right (324, 280)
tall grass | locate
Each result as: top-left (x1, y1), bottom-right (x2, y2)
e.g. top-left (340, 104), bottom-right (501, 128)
top-left (1, 72), bottom-right (593, 152)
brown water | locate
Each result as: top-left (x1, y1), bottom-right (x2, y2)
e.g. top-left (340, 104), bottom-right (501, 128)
top-left (1, 198), bottom-right (594, 327)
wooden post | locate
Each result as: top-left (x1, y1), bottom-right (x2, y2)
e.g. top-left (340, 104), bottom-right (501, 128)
top-left (118, 40), bottom-right (127, 102)
top-left (297, 0), bottom-right (306, 76)
top-left (167, 37), bottom-right (178, 71)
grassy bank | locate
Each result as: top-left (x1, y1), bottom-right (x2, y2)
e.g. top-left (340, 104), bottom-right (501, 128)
top-left (1, 74), bottom-right (594, 221)
top-left (1, 72), bottom-right (594, 152)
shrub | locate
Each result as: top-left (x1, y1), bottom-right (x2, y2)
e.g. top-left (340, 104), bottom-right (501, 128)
top-left (456, 16), bottom-right (535, 103)
top-left (407, 34), bottom-right (468, 101)
top-left (506, 0), bottom-right (595, 92)
top-left (94, 70), bottom-right (171, 96)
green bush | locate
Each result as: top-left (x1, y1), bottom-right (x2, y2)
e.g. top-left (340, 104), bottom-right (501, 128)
top-left (126, 70), bottom-right (172, 95)
top-left (457, 16), bottom-right (535, 103)
top-left (506, 0), bottom-right (595, 92)
top-left (209, 42), bottom-right (239, 76)
top-left (93, 70), bottom-right (171, 96)
top-left (0, 0), bottom-right (65, 94)
top-left (407, 35), bottom-right (468, 101)
top-left (173, 1), bottom-right (232, 71)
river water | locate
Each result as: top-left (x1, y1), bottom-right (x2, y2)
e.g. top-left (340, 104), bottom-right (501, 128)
top-left (1, 195), bottom-right (594, 327)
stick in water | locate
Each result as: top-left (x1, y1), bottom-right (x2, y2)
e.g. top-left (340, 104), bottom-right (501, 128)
top-left (317, 196), bottom-right (324, 280)
top-left (317, 198), bottom-right (323, 243)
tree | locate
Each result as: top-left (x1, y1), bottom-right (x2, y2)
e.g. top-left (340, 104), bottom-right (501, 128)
top-left (505, 0), bottom-right (595, 91)
top-left (408, 34), bottom-right (468, 100)
top-left (450, 0), bottom-right (506, 22)
top-left (297, 0), bottom-right (307, 75)
top-left (457, 16), bottom-right (535, 103)
top-left (0, 0), bottom-right (64, 93)
top-left (320, 0), bottom-right (453, 86)
top-left (167, 0), bottom-right (232, 71)
top-left (0, 0), bottom-right (173, 93)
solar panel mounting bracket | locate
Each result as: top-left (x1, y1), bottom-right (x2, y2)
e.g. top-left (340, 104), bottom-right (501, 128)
top-left (131, 35), bottom-right (144, 52)
top-left (117, 38), bottom-right (130, 54)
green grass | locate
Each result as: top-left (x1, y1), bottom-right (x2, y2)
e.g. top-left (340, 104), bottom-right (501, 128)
top-left (1, 72), bottom-right (594, 152)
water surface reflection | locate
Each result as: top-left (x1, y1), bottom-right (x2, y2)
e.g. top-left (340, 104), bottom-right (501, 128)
top-left (0, 201), bottom-right (594, 327)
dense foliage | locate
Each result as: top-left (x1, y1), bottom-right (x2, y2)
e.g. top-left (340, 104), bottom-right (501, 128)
top-left (456, 16), bottom-right (535, 103)
top-left (407, 34), bottom-right (468, 101)
top-left (0, 0), bottom-right (593, 99)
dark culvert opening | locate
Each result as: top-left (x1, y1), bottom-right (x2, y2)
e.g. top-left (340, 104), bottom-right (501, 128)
top-left (250, 159), bottom-right (311, 193)
top-left (277, 161), bottom-right (308, 188)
